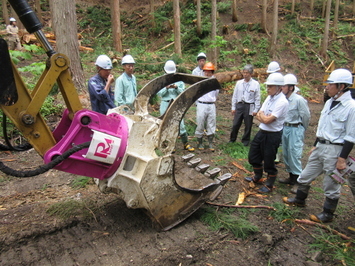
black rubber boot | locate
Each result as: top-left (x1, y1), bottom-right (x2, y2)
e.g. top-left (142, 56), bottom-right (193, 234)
top-left (310, 197), bottom-right (339, 223)
top-left (207, 134), bottom-right (215, 152)
top-left (244, 167), bottom-right (263, 183)
top-left (283, 184), bottom-right (310, 207)
top-left (181, 133), bottom-right (194, 152)
top-left (197, 138), bottom-right (204, 150)
top-left (258, 174), bottom-right (277, 193)
top-left (279, 173), bottom-right (298, 185)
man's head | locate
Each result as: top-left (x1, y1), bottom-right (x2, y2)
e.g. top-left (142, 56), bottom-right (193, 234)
top-left (242, 64), bottom-right (253, 82)
top-left (265, 72), bottom-right (284, 96)
top-left (325, 68), bottom-right (353, 99)
top-left (164, 60), bottom-right (176, 74)
top-left (122, 55), bottom-right (135, 76)
top-left (203, 62), bottom-right (215, 77)
top-left (95, 55), bottom-right (112, 79)
top-left (196, 52), bottom-right (207, 69)
top-left (282, 73), bottom-right (298, 97)
top-left (9, 17), bottom-right (16, 25)
top-left (267, 61), bottom-right (281, 74)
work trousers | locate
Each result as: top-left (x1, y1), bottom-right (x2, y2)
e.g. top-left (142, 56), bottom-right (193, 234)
top-left (298, 143), bottom-right (342, 200)
top-left (282, 125), bottom-right (305, 175)
top-left (248, 130), bottom-right (282, 176)
top-left (230, 102), bottom-right (253, 144)
top-left (195, 102), bottom-right (216, 138)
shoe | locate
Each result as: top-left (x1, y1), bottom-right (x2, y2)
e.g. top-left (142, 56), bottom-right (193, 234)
top-left (242, 142), bottom-right (249, 146)
top-left (184, 143), bottom-right (195, 152)
top-left (282, 197), bottom-right (305, 207)
top-left (228, 140), bottom-right (235, 143)
top-left (290, 184), bottom-right (298, 194)
top-left (278, 177), bottom-right (292, 184)
top-left (244, 176), bottom-right (263, 183)
top-left (258, 185), bottom-right (273, 193)
top-left (310, 212), bottom-right (334, 223)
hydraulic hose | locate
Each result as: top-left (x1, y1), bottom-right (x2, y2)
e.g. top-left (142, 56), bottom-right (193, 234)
top-left (0, 141), bottom-right (90, 177)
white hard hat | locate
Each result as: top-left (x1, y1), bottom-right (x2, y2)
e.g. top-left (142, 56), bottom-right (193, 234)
top-left (284, 74), bottom-right (298, 85)
top-left (9, 17), bottom-right (16, 22)
top-left (267, 61), bottom-right (281, 73)
top-left (326, 68), bottom-right (353, 85)
top-left (121, 55), bottom-right (135, 65)
top-left (164, 60), bottom-right (176, 74)
top-left (95, 55), bottom-right (113, 70)
top-left (265, 72), bottom-right (284, 86)
top-left (196, 52), bottom-right (207, 61)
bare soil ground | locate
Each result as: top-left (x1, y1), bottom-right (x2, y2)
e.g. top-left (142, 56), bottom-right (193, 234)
top-left (1, 93), bottom-right (355, 266)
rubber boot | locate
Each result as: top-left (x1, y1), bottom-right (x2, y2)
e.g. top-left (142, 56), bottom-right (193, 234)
top-left (279, 173), bottom-right (297, 185)
top-left (290, 175), bottom-right (299, 194)
top-left (197, 138), bottom-right (204, 150)
top-left (283, 184), bottom-right (310, 207)
top-left (310, 197), bottom-right (338, 223)
top-left (244, 167), bottom-right (263, 183)
top-left (207, 135), bottom-right (215, 152)
top-left (258, 174), bottom-right (276, 193)
top-left (181, 133), bottom-right (194, 152)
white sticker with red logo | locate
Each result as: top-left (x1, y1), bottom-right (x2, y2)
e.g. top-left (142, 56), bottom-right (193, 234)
top-left (85, 130), bottom-right (121, 164)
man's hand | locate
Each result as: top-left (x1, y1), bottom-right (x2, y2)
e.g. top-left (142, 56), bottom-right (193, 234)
top-left (336, 157), bottom-right (347, 172)
top-left (107, 74), bottom-right (114, 84)
top-left (231, 110), bottom-right (236, 116)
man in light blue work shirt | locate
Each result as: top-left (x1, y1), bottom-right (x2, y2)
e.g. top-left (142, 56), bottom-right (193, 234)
top-left (279, 74), bottom-right (310, 193)
top-left (115, 54), bottom-right (137, 110)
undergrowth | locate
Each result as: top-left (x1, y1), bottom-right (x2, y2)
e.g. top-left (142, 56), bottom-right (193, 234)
top-left (47, 198), bottom-right (96, 220)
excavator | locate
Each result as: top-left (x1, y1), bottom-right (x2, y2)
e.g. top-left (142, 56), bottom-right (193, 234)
top-left (0, 0), bottom-right (230, 231)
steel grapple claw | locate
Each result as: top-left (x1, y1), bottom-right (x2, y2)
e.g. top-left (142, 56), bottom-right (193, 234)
top-left (96, 73), bottom-right (231, 230)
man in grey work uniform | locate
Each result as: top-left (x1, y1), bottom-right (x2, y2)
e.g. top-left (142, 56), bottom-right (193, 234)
top-left (284, 69), bottom-right (355, 223)
top-left (229, 64), bottom-right (261, 146)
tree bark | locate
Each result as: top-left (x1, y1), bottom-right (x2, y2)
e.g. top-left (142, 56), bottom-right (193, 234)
top-left (173, 0), bottom-right (181, 56)
top-left (232, 0), bottom-right (238, 22)
top-left (291, 0), bottom-right (295, 14)
top-left (269, 0), bottom-right (279, 56)
top-left (261, 0), bottom-right (267, 33)
top-left (353, 0), bottom-right (355, 17)
top-left (321, 0), bottom-right (331, 58)
top-left (333, 0), bottom-right (340, 31)
top-left (150, 0), bottom-right (156, 29)
top-left (211, 0), bottom-right (217, 66)
top-left (51, 0), bottom-right (85, 92)
top-left (196, 0), bottom-right (201, 36)
top-left (2, 0), bottom-right (9, 24)
top-left (111, 0), bottom-right (122, 53)
top-left (322, 0), bottom-right (326, 18)
top-left (34, 0), bottom-right (44, 25)
top-left (310, 0), bottom-right (314, 16)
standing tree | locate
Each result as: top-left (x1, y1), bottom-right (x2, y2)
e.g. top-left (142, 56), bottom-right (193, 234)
top-left (2, 0), bottom-right (9, 24)
top-left (291, 0), bottom-right (295, 14)
top-left (269, 0), bottom-right (279, 56)
top-left (173, 0), bottom-right (181, 56)
top-left (50, 0), bottom-right (85, 91)
top-left (353, 0), bottom-right (355, 17)
top-left (333, 0), bottom-right (340, 31)
top-left (310, 0), bottom-right (314, 16)
top-left (321, 0), bottom-right (331, 58)
top-left (196, 0), bottom-right (202, 36)
top-left (232, 0), bottom-right (238, 22)
top-left (211, 0), bottom-right (217, 66)
top-left (261, 0), bottom-right (268, 33)
top-left (34, 0), bottom-right (44, 25)
top-left (111, 0), bottom-right (122, 53)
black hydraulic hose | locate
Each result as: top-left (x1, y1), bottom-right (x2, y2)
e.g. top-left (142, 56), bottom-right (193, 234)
top-left (1, 113), bottom-right (32, 151)
top-left (0, 141), bottom-right (90, 177)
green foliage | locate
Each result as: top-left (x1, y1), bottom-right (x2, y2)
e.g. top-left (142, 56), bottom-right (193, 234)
top-left (219, 141), bottom-right (249, 160)
top-left (270, 202), bottom-right (300, 223)
top-left (47, 199), bottom-right (94, 220)
top-left (217, 1), bottom-right (232, 14)
top-left (200, 206), bottom-right (259, 239)
top-left (71, 176), bottom-right (91, 189)
top-left (18, 62), bottom-right (46, 76)
top-left (40, 97), bottom-right (64, 118)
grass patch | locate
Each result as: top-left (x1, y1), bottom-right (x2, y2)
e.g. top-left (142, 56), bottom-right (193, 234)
top-left (270, 202), bottom-right (300, 223)
top-left (70, 176), bottom-right (92, 189)
top-left (47, 199), bottom-right (95, 220)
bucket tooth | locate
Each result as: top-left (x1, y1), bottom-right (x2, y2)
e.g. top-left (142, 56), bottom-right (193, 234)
top-left (216, 173), bottom-right (232, 186)
top-left (182, 153), bottom-right (195, 162)
top-left (195, 163), bottom-right (210, 173)
top-left (187, 158), bottom-right (201, 168)
top-left (204, 168), bottom-right (221, 179)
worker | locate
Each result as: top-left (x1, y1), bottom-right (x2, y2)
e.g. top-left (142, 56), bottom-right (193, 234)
top-left (284, 69), bottom-right (355, 223)
top-left (267, 61), bottom-right (281, 74)
top-left (229, 64), bottom-right (261, 146)
top-left (244, 73), bottom-right (289, 193)
top-left (278, 74), bottom-right (310, 194)
top-left (6, 17), bottom-right (22, 51)
top-left (157, 60), bottom-right (194, 152)
top-left (88, 55), bottom-right (116, 115)
top-left (115, 54), bottom-right (137, 110)
top-left (192, 52), bottom-right (207, 76)
top-left (195, 62), bottom-right (219, 151)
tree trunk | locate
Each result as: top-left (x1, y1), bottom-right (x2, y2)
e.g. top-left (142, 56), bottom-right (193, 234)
top-left (310, 0), bottom-right (314, 16)
top-left (2, 0), bottom-right (9, 24)
top-left (322, 0), bottom-right (326, 18)
top-left (291, 0), bottom-right (295, 14)
top-left (321, 0), bottom-right (331, 58)
top-left (111, 0), bottom-right (122, 53)
top-left (51, 0), bottom-right (85, 92)
top-left (196, 0), bottom-right (201, 36)
top-left (34, 0), bottom-right (44, 25)
top-left (173, 0), bottom-right (181, 56)
top-left (261, 0), bottom-right (267, 33)
top-left (333, 0), bottom-right (340, 31)
top-left (150, 0), bottom-right (156, 29)
top-left (232, 0), bottom-right (238, 22)
top-left (269, 0), bottom-right (279, 56)
top-left (353, 0), bottom-right (355, 17)
top-left (211, 0), bottom-right (217, 66)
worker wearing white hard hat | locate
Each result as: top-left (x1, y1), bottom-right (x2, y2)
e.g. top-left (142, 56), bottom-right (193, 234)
top-left (284, 68), bottom-right (355, 224)
top-left (114, 54), bottom-right (137, 110)
top-left (88, 55), bottom-right (116, 114)
top-left (157, 60), bottom-right (194, 152)
top-left (6, 17), bottom-right (22, 50)
top-left (192, 52), bottom-right (207, 76)
top-left (245, 73), bottom-right (289, 193)
top-left (279, 74), bottom-right (310, 194)
top-left (267, 61), bottom-right (281, 74)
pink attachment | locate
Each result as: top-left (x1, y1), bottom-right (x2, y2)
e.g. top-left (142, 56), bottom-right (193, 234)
top-left (44, 109), bottom-right (128, 180)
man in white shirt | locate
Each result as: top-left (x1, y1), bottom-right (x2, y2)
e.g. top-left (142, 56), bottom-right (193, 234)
top-left (284, 69), bottom-right (355, 223)
top-left (244, 73), bottom-right (289, 193)
top-left (230, 64), bottom-right (261, 146)
top-left (192, 52), bottom-right (207, 76)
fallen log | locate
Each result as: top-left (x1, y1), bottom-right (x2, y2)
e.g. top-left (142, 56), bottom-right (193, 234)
top-left (215, 68), bottom-right (268, 84)
top-left (206, 201), bottom-right (276, 211)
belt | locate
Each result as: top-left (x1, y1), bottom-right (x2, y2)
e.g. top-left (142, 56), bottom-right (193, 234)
top-left (198, 101), bottom-right (214, 104)
top-left (318, 139), bottom-right (344, 146)
top-left (284, 122), bottom-right (301, 127)
top-left (237, 101), bottom-right (253, 104)
top-left (163, 100), bottom-right (172, 102)
top-left (260, 129), bottom-right (281, 134)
